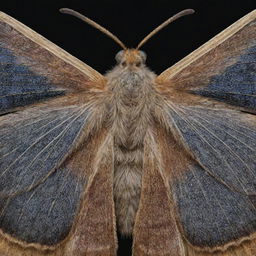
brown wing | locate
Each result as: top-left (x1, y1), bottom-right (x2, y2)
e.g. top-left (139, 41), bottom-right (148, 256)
top-left (0, 12), bottom-right (116, 256)
top-left (132, 130), bottom-right (184, 256)
top-left (154, 9), bottom-right (256, 255)
top-left (63, 134), bottom-right (117, 256)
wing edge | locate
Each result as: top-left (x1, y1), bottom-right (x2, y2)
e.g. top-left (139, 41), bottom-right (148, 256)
top-left (0, 11), bottom-right (104, 85)
top-left (156, 9), bottom-right (256, 82)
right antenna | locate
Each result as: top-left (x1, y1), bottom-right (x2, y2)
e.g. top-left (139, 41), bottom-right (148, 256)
top-left (136, 9), bottom-right (195, 49)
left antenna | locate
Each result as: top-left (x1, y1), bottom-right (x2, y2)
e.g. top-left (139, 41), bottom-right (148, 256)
top-left (60, 8), bottom-right (127, 50)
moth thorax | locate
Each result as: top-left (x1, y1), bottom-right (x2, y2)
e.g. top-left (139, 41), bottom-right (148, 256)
top-left (112, 92), bottom-right (152, 150)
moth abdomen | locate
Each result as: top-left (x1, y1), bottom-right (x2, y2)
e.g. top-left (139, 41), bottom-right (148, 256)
top-left (113, 146), bottom-right (143, 235)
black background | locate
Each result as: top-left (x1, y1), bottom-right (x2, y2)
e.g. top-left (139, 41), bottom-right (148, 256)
top-left (0, 0), bottom-right (255, 255)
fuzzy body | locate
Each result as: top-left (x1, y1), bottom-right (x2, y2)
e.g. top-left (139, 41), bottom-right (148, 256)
top-left (105, 53), bottom-right (157, 235)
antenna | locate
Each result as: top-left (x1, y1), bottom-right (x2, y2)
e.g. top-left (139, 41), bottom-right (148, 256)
top-left (59, 8), bottom-right (127, 50)
top-left (136, 9), bottom-right (195, 49)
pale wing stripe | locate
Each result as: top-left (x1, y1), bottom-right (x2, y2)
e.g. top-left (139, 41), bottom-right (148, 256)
top-left (20, 107), bottom-right (87, 172)
top-left (23, 105), bottom-right (90, 197)
top-left (0, 90), bottom-right (65, 98)
top-left (0, 115), bottom-right (71, 157)
top-left (0, 105), bottom-right (79, 134)
top-left (185, 114), bottom-right (256, 190)
top-left (173, 104), bottom-right (255, 194)
top-left (181, 106), bottom-right (256, 139)
top-left (0, 106), bottom-right (76, 151)
top-left (24, 106), bottom-right (90, 174)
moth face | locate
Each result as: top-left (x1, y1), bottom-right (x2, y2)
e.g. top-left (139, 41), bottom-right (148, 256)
top-left (107, 49), bottom-right (153, 95)
top-left (115, 49), bottom-right (147, 69)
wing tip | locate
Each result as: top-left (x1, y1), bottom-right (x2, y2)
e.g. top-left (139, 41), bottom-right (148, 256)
top-left (250, 9), bottom-right (256, 15)
top-left (0, 11), bottom-right (10, 21)
top-left (0, 11), bottom-right (104, 85)
top-left (157, 9), bottom-right (256, 82)
top-left (246, 9), bottom-right (256, 20)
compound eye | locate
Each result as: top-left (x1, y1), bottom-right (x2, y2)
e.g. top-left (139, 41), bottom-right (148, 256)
top-left (138, 51), bottom-right (147, 63)
top-left (121, 61), bottom-right (127, 67)
top-left (136, 61), bottom-right (142, 67)
top-left (115, 50), bottom-right (124, 63)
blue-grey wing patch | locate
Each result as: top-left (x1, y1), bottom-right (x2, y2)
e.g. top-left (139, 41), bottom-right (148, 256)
top-left (166, 103), bottom-right (256, 195)
top-left (190, 44), bottom-right (256, 111)
top-left (172, 161), bottom-right (256, 248)
top-left (0, 166), bottom-right (85, 245)
top-left (0, 103), bottom-right (94, 245)
top-left (0, 46), bottom-right (65, 114)
top-left (0, 104), bottom-right (91, 196)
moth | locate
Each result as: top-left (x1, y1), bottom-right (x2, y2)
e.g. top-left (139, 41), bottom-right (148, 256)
top-left (0, 6), bottom-right (255, 256)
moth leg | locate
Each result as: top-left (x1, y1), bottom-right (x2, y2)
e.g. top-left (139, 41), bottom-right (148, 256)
top-left (132, 132), bottom-right (185, 256)
top-left (63, 136), bottom-right (117, 256)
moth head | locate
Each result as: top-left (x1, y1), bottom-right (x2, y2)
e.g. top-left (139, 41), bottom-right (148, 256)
top-left (115, 49), bottom-right (147, 69)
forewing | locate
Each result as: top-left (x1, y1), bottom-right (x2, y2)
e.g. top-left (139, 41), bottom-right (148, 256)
top-left (156, 10), bottom-right (256, 112)
top-left (0, 11), bottom-right (105, 114)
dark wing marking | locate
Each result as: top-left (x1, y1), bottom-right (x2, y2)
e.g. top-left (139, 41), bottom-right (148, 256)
top-left (166, 102), bottom-right (256, 195)
top-left (0, 100), bottom-right (98, 246)
top-left (155, 9), bottom-right (256, 253)
top-left (0, 165), bottom-right (85, 246)
top-left (0, 11), bottom-right (108, 251)
top-left (162, 102), bottom-right (256, 250)
top-left (0, 46), bottom-right (65, 114)
top-left (0, 12), bottom-right (104, 114)
top-left (190, 45), bottom-right (256, 110)
top-left (0, 103), bottom-right (92, 197)
top-left (172, 160), bottom-right (256, 249)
